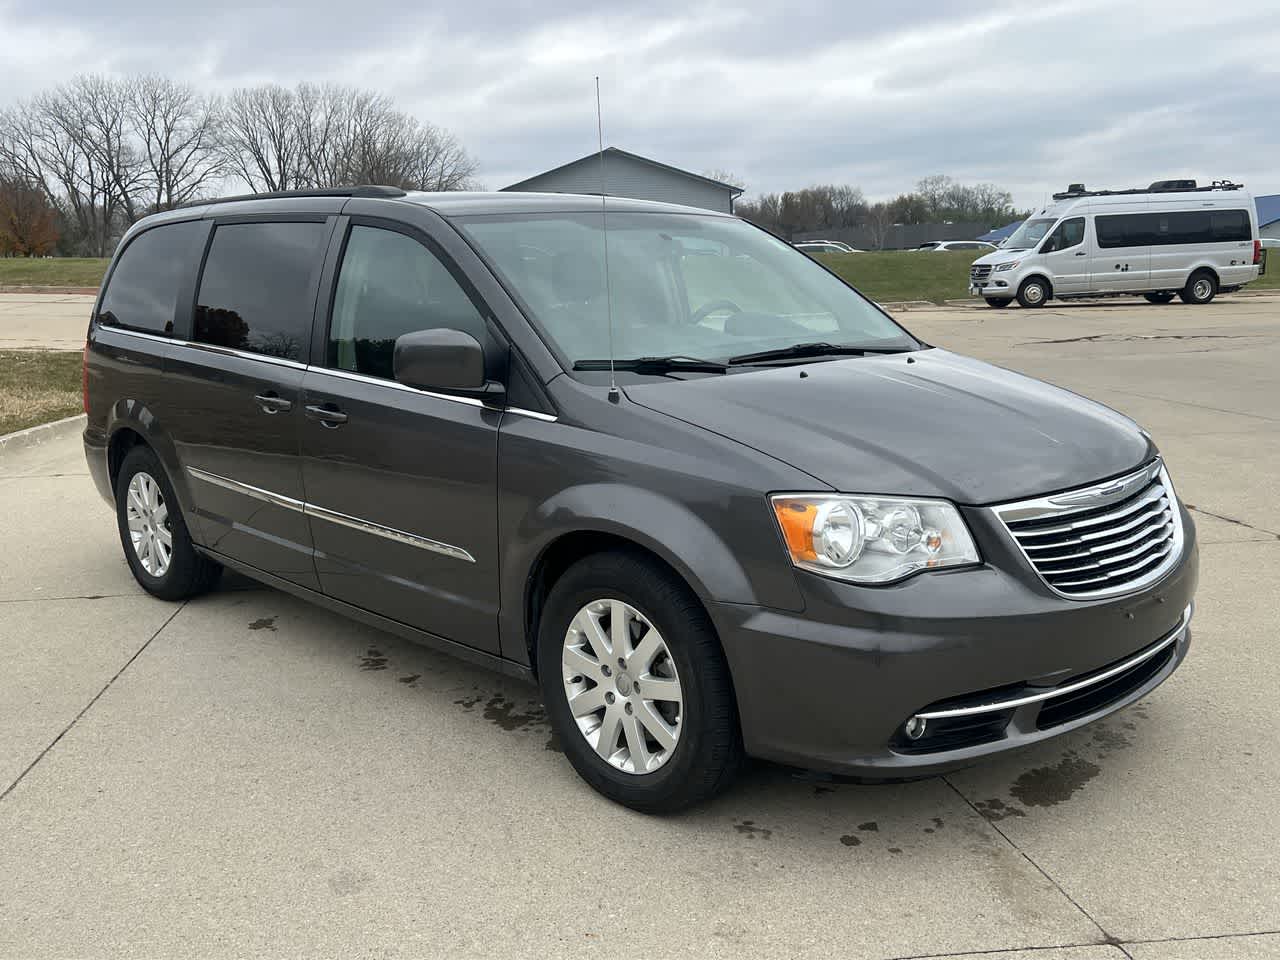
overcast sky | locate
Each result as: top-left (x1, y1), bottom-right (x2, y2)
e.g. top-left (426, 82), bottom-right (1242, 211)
top-left (3, 0), bottom-right (1277, 209)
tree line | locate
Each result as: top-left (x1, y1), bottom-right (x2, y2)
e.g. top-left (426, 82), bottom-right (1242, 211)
top-left (0, 75), bottom-right (478, 257)
top-left (736, 175), bottom-right (1026, 246)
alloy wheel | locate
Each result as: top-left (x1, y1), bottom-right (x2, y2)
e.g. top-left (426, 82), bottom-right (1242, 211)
top-left (126, 471), bottom-right (173, 577)
top-left (561, 599), bottom-right (684, 774)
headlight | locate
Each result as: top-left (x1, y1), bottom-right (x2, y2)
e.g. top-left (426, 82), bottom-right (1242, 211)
top-left (771, 494), bottom-right (980, 584)
top-left (994, 261), bottom-right (1020, 272)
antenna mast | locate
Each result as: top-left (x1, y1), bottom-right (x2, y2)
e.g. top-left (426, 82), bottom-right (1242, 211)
top-left (595, 77), bottom-right (619, 401)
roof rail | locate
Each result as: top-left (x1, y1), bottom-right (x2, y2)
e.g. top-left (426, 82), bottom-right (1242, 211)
top-left (1052, 179), bottom-right (1244, 201)
top-left (178, 185), bottom-right (407, 209)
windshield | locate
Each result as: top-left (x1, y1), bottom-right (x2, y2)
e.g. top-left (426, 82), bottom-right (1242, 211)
top-left (1003, 218), bottom-right (1057, 251)
top-left (454, 212), bottom-right (918, 367)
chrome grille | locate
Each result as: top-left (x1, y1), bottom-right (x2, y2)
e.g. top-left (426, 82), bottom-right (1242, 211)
top-left (992, 461), bottom-right (1183, 598)
top-left (970, 264), bottom-right (993, 281)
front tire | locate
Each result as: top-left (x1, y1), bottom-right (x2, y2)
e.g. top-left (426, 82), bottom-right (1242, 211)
top-left (537, 550), bottom-right (742, 813)
top-left (1016, 277), bottom-right (1049, 308)
top-left (1179, 270), bottom-right (1217, 304)
top-left (1144, 291), bottom-right (1176, 304)
top-left (984, 297), bottom-right (1011, 309)
top-left (116, 445), bottom-right (221, 601)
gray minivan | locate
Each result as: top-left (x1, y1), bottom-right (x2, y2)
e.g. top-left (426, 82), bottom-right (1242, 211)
top-left (84, 186), bottom-right (1198, 812)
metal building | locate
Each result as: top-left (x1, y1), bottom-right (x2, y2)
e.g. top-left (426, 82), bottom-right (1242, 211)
top-left (502, 148), bottom-right (743, 214)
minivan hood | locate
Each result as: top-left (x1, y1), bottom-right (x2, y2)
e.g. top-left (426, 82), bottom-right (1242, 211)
top-left (625, 350), bottom-right (1153, 504)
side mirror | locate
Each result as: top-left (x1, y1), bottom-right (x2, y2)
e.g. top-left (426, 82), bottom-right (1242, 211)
top-left (393, 328), bottom-right (502, 399)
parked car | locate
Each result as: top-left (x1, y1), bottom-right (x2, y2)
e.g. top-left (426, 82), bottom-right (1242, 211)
top-left (915, 241), bottom-right (997, 252)
top-left (794, 241), bottom-right (861, 254)
top-left (84, 187), bottom-right (1198, 812)
top-left (970, 180), bottom-right (1263, 308)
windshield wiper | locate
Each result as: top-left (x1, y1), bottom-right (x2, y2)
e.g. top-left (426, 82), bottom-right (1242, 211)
top-left (573, 356), bottom-right (728, 374)
top-left (726, 342), bottom-right (908, 366)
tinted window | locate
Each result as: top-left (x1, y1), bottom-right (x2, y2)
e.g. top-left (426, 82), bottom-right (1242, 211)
top-left (328, 225), bottom-right (488, 380)
top-left (1099, 209), bottom-right (1252, 248)
top-left (194, 221), bottom-right (327, 361)
top-left (99, 220), bottom-right (205, 335)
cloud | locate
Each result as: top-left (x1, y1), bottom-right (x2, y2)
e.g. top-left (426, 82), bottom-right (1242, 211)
top-left (2, 0), bottom-right (1277, 206)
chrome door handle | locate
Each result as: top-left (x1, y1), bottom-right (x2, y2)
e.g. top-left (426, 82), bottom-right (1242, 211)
top-left (1075, 251), bottom-right (1087, 257)
top-left (305, 404), bottom-right (349, 427)
top-left (254, 393), bottom-right (292, 414)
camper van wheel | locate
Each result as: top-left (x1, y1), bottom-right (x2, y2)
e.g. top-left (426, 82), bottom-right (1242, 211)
top-left (1016, 277), bottom-right (1049, 308)
top-left (1179, 271), bottom-right (1217, 305)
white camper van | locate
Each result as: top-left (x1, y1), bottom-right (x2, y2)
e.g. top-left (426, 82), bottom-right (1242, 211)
top-left (970, 180), bottom-right (1263, 308)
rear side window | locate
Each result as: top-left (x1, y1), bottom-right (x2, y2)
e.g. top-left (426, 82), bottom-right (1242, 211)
top-left (1099, 209), bottom-right (1252, 248)
top-left (99, 220), bottom-right (205, 335)
top-left (328, 225), bottom-right (489, 380)
top-left (194, 221), bottom-right (327, 362)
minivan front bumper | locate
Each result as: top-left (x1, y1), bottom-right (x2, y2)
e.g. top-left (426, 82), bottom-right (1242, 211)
top-left (709, 507), bottom-right (1198, 777)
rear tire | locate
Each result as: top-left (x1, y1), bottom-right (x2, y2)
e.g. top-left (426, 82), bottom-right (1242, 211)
top-left (537, 550), bottom-right (742, 813)
top-left (1179, 270), bottom-right (1217, 304)
top-left (1016, 277), bottom-right (1049, 308)
top-left (1144, 291), bottom-right (1176, 304)
top-left (984, 297), bottom-right (1011, 308)
top-left (116, 445), bottom-right (221, 601)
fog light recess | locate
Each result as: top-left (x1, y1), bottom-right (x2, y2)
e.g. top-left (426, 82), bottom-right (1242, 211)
top-left (904, 716), bottom-right (928, 740)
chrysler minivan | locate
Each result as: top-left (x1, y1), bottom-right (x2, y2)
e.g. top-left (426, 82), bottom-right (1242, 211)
top-left (970, 180), bottom-right (1262, 308)
top-left (84, 186), bottom-right (1198, 812)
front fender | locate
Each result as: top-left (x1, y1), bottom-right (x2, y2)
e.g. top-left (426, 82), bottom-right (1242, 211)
top-left (498, 480), bottom-right (807, 667)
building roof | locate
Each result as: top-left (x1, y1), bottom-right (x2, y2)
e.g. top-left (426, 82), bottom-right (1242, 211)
top-left (502, 147), bottom-right (745, 198)
top-left (1257, 194), bottom-right (1280, 227)
top-left (978, 220), bottom-right (1023, 243)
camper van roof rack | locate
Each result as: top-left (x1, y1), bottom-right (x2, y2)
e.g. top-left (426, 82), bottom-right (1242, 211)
top-left (1052, 179), bottom-right (1243, 200)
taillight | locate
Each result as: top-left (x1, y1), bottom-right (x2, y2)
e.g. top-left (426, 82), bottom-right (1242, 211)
top-left (82, 340), bottom-right (90, 413)
top-left (1254, 240), bottom-right (1263, 265)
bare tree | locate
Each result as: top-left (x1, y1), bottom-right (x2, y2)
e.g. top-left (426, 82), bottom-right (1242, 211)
top-left (128, 75), bottom-right (224, 212)
top-left (220, 84), bottom-right (302, 192)
top-left (0, 90), bottom-right (125, 256)
top-left (702, 168), bottom-right (745, 189)
top-left (228, 81), bottom-right (478, 193)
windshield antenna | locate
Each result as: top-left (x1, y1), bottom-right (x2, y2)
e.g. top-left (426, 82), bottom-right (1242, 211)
top-left (595, 77), bottom-right (619, 402)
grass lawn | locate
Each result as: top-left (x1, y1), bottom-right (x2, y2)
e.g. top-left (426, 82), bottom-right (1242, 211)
top-left (815, 250), bottom-right (981, 303)
top-left (0, 350), bottom-right (82, 435)
top-left (0, 258), bottom-right (109, 288)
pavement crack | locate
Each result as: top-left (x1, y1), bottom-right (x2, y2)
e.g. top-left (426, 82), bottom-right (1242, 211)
top-left (1186, 504), bottom-right (1280, 539)
top-left (0, 602), bottom-right (187, 803)
top-left (1022, 333), bottom-right (1257, 346)
top-left (942, 776), bottom-right (1123, 952)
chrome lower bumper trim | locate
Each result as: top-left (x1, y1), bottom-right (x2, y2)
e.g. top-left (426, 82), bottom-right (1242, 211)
top-left (914, 603), bottom-right (1191, 721)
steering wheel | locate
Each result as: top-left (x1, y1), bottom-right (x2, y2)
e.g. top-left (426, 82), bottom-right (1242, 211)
top-left (691, 299), bottom-right (743, 325)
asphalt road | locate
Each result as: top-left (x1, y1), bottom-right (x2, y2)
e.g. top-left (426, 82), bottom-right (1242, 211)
top-left (1, 293), bottom-right (1278, 959)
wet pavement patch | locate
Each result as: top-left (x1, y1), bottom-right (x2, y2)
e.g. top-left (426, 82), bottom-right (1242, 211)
top-left (359, 648), bottom-right (388, 671)
top-left (857, 820), bottom-right (878, 832)
top-left (482, 694), bottom-right (546, 732)
top-left (1009, 752), bottom-right (1101, 808)
top-left (839, 834), bottom-right (861, 847)
top-left (973, 797), bottom-right (1027, 822)
top-left (247, 616), bottom-right (277, 631)
top-left (397, 674), bottom-right (420, 684)
top-left (733, 819), bottom-right (772, 840)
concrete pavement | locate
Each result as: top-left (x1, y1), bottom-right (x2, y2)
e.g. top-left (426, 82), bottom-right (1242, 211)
top-left (1, 294), bottom-right (1277, 958)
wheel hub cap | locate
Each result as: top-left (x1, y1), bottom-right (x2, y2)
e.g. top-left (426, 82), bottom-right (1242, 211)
top-left (561, 599), bottom-right (684, 775)
top-left (125, 471), bottom-right (173, 577)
